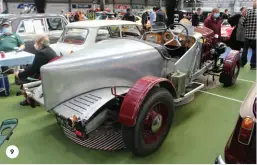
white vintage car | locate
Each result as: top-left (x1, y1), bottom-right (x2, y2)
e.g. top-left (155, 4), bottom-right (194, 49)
top-left (50, 20), bottom-right (142, 56)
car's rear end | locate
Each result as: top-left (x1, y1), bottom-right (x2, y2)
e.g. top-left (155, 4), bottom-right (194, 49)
top-left (216, 84), bottom-right (256, 164)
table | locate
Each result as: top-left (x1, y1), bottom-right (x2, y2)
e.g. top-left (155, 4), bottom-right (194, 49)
top-left (0, 51), bottom-right (35, 96)
top-left (0, 51), bottom-right (35, 69)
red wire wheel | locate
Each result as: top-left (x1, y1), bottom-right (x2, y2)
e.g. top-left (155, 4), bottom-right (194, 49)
top-left (122, 87), bottom-right (175, 157)
top-left (142, 102), bottom-right (168, 144)
top-left (220, 61), bottom-right (240, 87)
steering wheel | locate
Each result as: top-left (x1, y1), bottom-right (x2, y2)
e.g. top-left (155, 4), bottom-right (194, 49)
top-left (162, 23), bottom-right (189, 51)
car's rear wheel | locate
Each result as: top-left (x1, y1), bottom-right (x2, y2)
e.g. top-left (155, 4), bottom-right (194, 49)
top-left (122, 87), bottom-right (174, 157)
top-left (220, 62), bottom-right (240, 87)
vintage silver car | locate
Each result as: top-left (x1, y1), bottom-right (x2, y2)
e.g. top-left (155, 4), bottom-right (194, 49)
top-left (0, 14), bottom-right (68, 54)
top-left (20, 23), bottom-right (241, 156)
top-left (50, 20), bottom-right (142, 56)
top-left (215, 84), bottom-right (256, 164)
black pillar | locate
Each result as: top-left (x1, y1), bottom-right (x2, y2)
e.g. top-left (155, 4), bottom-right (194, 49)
top-left (68, 0), bottom-right (71, 12)
top-left (165, 0), bottom-right (179, 26)
top-left (100, 0), bottom-right (105, 11)
top-left (113, 0), bottom-right (115, 12)
top-left (3, 0), bottom-right (8, 13)
top-left (144, 0), bottom-right (147, 7)
top-left (34, 0), bottom-right (46, 13)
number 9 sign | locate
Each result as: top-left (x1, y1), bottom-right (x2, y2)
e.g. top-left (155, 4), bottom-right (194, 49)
top-left (6, 145), bottom-right (19, 159)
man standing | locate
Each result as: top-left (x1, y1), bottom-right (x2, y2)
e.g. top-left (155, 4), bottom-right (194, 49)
top-left (222, 9), bottom-right (230, 20)
top-left (149, 7), bottom-right (157, 27)
top-left (141, 11), bottom-right (149, 30)
top-left (204, 8), bottom-right (222, 43)
top-left (192, 8), bottom-right (202, 26)
top-left (155, 7), bottom-right (167, 24)
top-left (241, 1), bottom-right (256, 70)
top-left (227, 7), bottom-right (246, 50)
top-left (122, 8), bottom-right (136, 22)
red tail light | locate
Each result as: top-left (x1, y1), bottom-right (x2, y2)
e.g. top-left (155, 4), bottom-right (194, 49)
top-left (1, 51), bottom-right (5, 58)
top-left (75, 130), bottom-right (82, 137)
top-left (238, 117), bottom-right (255, 145)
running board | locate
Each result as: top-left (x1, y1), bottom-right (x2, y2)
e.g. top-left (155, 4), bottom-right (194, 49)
top-left (174, 82), bottom-right (204, 103)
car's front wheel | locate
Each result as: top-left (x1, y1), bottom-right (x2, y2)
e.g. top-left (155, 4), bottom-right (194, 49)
top-left (122, 87), bottom-right (175, 157)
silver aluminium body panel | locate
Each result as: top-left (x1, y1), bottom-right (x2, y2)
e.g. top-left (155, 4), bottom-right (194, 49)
top-left (40, 39), bottom-right (168, 111)
top-left (53, 87), bottom-right (130, 120)
top-left (40, 31), bottom-right (206, 121)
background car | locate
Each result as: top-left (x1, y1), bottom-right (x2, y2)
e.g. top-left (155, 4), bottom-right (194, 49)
top-left (95, 12), bottom-right (116, 20)
top-left (0, 14), bottom-right (68, 54)
top-left (50, 20), bottom-right (142, 56)
top-left (215, 84), bottom-right (256, 164)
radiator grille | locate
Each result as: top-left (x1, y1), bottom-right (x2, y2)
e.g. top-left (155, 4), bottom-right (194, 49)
top-left (61, 125), bottom-right (125, 151)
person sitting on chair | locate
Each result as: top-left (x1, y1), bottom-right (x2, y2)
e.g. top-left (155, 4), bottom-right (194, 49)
top-left (0, 21), bottom-right (25, 73)
top-left (0, 21), bottom-right (25, 52)
top-left (15, 36), bottom-right (57, 106)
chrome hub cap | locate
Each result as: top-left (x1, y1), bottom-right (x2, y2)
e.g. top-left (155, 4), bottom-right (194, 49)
top-left (151, 114), bottom-right (163, 133)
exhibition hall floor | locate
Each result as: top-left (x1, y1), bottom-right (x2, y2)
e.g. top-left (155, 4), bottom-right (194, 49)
top-left (0, 65), bottom-right (255, 164)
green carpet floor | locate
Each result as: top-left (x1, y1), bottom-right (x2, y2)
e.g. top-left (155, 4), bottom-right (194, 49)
top-left (0, 65), bottom-right (255, 164)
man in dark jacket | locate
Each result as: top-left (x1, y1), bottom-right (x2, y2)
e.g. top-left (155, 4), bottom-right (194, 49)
top-left (227, 7), bottom-right (246, 50)
top-left (155, 7), bottom-right (167, 24)
top-left (241, 1), bottom-right (256, 69)
top-left (15, 36), bottom-right (58, 106)
top-left (74, 11), bottom-right (80, 22)
top-left (141, 11), bottom-right (149, 30)
top-left (222, 9), bottom-right (230, 20)
top-left (192, 8), bottom-right (202, 26)
top-left (122, 8), bottom-right (136, 22)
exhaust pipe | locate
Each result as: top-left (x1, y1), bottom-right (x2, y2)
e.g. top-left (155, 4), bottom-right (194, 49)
top-left (23, 81), bottom-right (42, 89)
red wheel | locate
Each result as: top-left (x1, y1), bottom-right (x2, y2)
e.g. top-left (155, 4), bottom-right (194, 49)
top-left (220, 62), bottom-right (240, 87)
top-left (142, 103), bottom-right (168, 144)
top-left (122, 87), bottom-right (174, 157)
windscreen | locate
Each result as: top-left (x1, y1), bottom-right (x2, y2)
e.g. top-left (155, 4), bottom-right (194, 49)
top-left (59, 28), bottom-right (88, 45)
top-left (121, 24), bottom-right (141, 37)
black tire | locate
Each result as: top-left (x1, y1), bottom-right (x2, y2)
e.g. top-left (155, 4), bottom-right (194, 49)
top-left (122, 87), bottom-right (175, 157)
top-left (220, 62), bottom-right (240, 87)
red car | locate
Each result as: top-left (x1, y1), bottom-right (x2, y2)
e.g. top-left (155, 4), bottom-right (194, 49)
top-left (215, 84), bottom-right (256, 164)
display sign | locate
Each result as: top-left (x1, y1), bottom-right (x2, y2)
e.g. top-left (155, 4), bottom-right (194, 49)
top-left (132, 5), bottom-right (145, 9)
top-left (17, 4), bottom-right (34, 9)
top-left (156, 0), bottom-right (160, 6)
top-left (72, 4), bottom-right (91, 9)
top-left (156, 0), bottom-right (165, 7)
top-left (114, 5), bottom-right (131, 10)
top-left (174, 13), bottom-right (180, 23)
